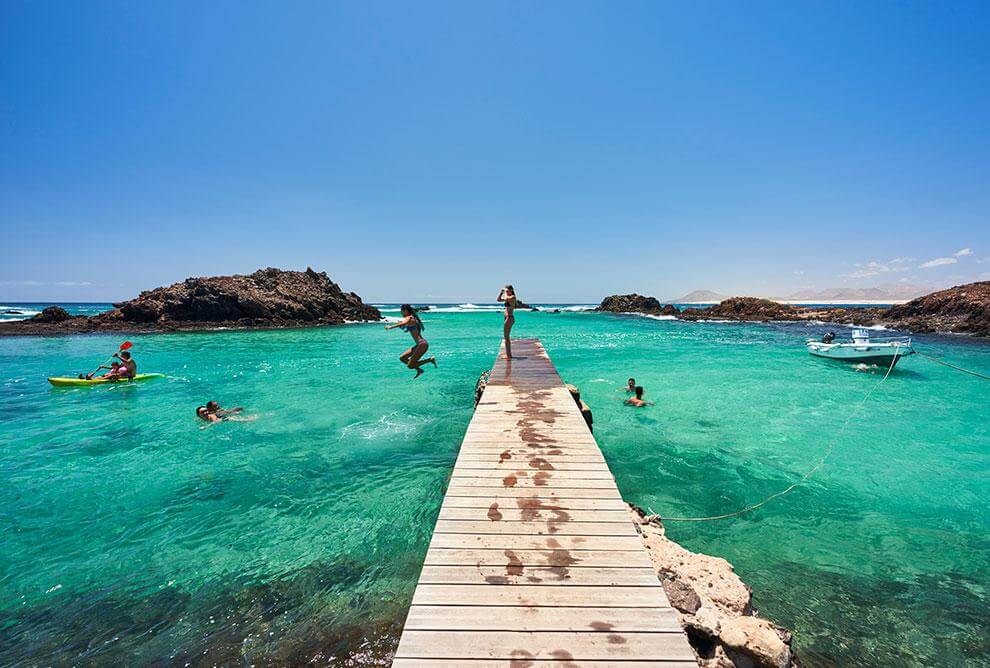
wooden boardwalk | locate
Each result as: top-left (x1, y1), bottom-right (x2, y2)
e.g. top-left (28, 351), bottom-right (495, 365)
top-left (393, 339), bottom-right (696, 667)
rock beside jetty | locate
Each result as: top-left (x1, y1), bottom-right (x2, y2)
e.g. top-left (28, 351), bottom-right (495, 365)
top-left (628, 505), bottom-right (800, 668)
top-left (597, 294), bottom-right (679, 316)
top-left (0, 268), bottom-right (381, 335)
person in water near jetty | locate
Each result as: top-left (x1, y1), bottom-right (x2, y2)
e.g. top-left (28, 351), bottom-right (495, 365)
top-left (497, 284), bottom-right (517, 359)
top-left (385, 304), bottom-right (436, 378)
top-left (196, 401), bottom-right (244, 423)
top-left (114, 350), bottom-right (136, 379)
top-left (624, 386), bottom-right (653, 407)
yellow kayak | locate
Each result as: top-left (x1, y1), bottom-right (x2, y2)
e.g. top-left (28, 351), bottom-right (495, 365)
top-left (48, 373), bottom-right (166, 387)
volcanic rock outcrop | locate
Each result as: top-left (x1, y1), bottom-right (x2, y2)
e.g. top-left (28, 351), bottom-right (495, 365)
top-left (0, 268), bottom-right (381, 335)
top-left (596, 294), bottom-right (679, 316)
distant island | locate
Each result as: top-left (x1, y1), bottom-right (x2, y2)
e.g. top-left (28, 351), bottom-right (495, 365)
top-left (673, 284), bottom-right (931, 304)
top-left (0, 268), bottom-right (381, 336)
top-left (603, 282), bottom-right (990, 338)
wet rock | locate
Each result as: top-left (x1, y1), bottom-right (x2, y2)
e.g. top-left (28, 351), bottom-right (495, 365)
top-left (721, 616), bottom-right (793, 668)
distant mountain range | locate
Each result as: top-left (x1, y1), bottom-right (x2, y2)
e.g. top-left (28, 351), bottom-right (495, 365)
top-left (674, 284), bottom-right (932, 303)
top-left (676, 290), bottom-right (729, 303)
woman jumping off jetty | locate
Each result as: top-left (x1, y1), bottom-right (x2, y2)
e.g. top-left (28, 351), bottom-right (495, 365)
top-left (497, 284), bottom-right (517, 359)
top-left (385, 304), bottom-right (436, 378)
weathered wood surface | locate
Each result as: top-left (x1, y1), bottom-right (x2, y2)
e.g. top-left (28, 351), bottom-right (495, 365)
top-left (393, 339), bottom-right (695, 666)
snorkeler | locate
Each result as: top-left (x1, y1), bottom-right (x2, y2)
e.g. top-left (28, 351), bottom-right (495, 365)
top-left (497, 284), bottom-right (517, 359)
top-left (385, 304), bottom-right (436, 378)
top-left (624, 386), bottom-right (653, 408)
top-left (196, 401), bottom-right (245, 423)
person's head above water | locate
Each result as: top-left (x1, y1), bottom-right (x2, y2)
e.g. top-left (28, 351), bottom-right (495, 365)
top-left (627, 377), bottom-right (635, 388)
top-left (206, 401), bottom-right (220, 412)
top-left (635, 386), bottom-right (644, 399)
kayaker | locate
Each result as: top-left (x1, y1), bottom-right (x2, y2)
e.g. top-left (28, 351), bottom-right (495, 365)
top-left (624, 386), bottom-right (653, 408)
top-left (385, 304), bottom-right (436, 378)
top-left (114, 350), bottom-right (137, 379)
top-left (196, 401), bottom-right (244, 423)
top-left (79, 361), bottom-right (125, 380)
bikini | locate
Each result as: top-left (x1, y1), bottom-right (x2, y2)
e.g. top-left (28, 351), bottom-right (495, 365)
top-left (402, 322), bottom-right (428, 346)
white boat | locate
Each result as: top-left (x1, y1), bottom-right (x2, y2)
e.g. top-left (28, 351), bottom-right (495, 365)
top-left (806, 329), bottom-right (914, 367)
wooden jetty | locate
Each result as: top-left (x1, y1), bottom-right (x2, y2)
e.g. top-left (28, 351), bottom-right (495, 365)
top-left (393, 339), bottom-right (696, 666)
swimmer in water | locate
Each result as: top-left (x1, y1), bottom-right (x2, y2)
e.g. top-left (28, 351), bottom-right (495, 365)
top-left (624, 386), bottom-right (653, 407)
top-left (497, 284), bottom-right (517, 359)
top-left (196, 401), bottom-right (245, 423)
top-left (625, 377), bottom-right (636, 393)
top-left (385, 304), bottom-right (436, 378)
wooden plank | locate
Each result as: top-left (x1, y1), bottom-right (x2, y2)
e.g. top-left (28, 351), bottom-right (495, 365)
top-left (434, 520), bottom-right (639, 536)
top-left (394, 630), bottom-right (696, 661)
top-left (444, 487), bottom-right (622, 499)
top-left (418, 565), bottom-right (660, 586)
top-left (428, 534), bottom-right (646, 551)
top-left (393, 660), bottom-right (700, 668)
top-left (422, 548), bottom-right (654, 568)
top-left (448, 478), bottom-right (619, 489)
top-left (402, 605), bottom-right (682, 632)
top-left (452, 469), bottom-right (614, 480)
top-left (440, 496), bottom-right (629, 511)
top-left (438, 507), bottom-right (633, 522)
top-left (411, 584), bottom-right (667, 608)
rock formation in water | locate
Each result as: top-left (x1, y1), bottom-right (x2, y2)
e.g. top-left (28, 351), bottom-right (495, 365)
top-left (0, 268), bottom-right (381, 335)
top-left (596, 294), bottom-right (679, 316)
top-left (881, 281), bottom-right (989, 337)
top-left (607, 283), bottom-right (990, 338)
top-left (628, 505), bottom-right (800, 668)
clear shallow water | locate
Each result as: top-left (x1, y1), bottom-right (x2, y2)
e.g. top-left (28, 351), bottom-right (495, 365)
top-left (1, 308), bottom-right (988, 666)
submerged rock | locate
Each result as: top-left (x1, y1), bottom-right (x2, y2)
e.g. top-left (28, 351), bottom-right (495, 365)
top-left (627, 504), bottom-right (799, 668)
top-left (0, 268), bottom-right (381, 336)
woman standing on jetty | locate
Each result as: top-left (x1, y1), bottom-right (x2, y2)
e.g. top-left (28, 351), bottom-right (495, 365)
top-left (497, 285), bottom-right (517, 359)
top-left (385, 304), bottom-right (436, 378)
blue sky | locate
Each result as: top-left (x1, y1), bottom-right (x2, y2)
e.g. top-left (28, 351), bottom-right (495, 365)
top-left (2, 1), bottom-right (988, 302)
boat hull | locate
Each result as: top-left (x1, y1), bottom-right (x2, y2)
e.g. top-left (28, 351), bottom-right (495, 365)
top-left (807, 343), bottom-right (914, 367)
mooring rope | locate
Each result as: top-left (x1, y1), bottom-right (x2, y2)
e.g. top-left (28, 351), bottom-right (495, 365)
top-left (656, 346), bottom-right (901, 523)
top-left (915, 350), bottom-right (990, 381)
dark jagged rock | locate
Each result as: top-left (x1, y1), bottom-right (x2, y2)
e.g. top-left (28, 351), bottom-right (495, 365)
top-left (597, 294), bottom-right (665, 313)
top-left (0, 268), bottom-right (381, 336)
top-left (680, 297), bottom-right (804, 321)
top-left (882, 281), bottom-right (990, 337)
top-left (33, 306), bottom-right (72, 323)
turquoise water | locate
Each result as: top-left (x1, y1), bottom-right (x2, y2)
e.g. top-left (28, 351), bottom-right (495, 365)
top-left (1, 308), bottom-right (988, 665)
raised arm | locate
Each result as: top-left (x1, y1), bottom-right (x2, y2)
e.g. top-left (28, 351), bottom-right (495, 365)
top-left (385, 315), bottom-right (412, 330)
